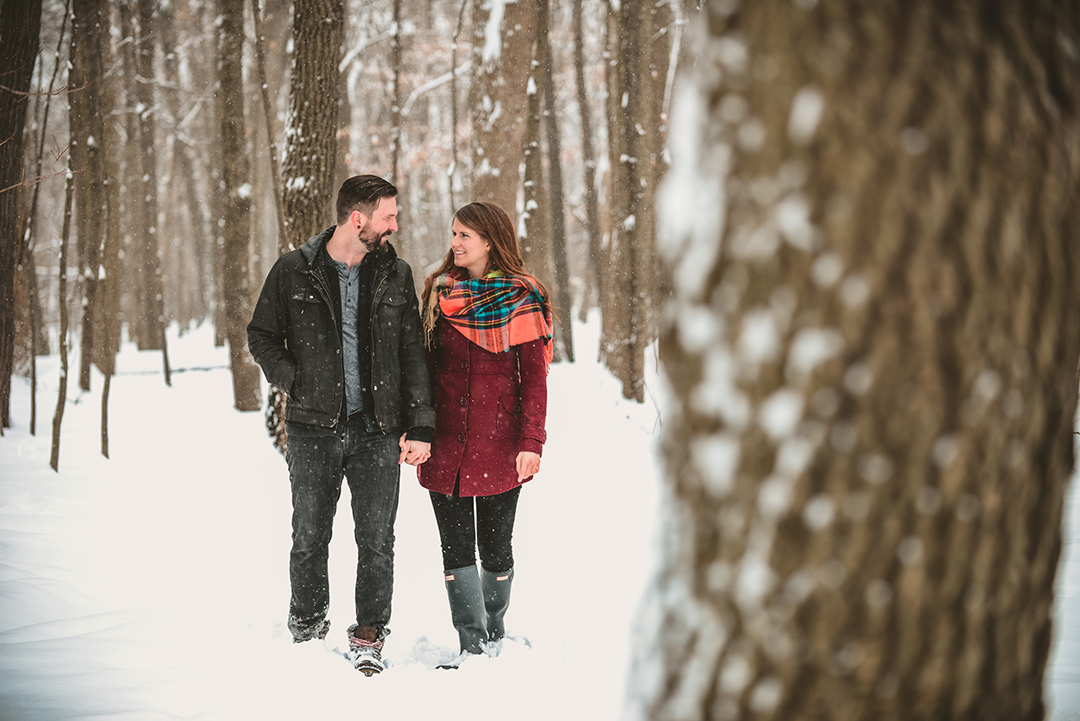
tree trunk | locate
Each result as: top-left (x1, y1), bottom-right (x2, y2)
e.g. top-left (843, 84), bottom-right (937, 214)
top-left (600, 0), bottom-right (645, 401)
top-left (0, 0), bottom-right (44, 429)
top-left (470, 0), bottom-right (535, 213)
top-left (270, 0), bottom-right (345, 452)
top-left (521, 0), bottom-right (552, 295)
top-left (70, 0), bottom-right (109, 394)
top-left (218, 0), bottom-right (262, 412)
top-left (541, 10), bottom-right (573, 363)
top-left (642, 3), bottom-right (1080, 720)
top-left (133, 0), bottom-right (168, 375)
top-left (281, 0), bottom-right (344, 250)
top-left (572, 0), bottom-right (602, 324)
top-left (50, 169), bottom-right (75, 471)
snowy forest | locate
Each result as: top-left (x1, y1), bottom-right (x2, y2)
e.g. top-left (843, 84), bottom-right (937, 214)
top-left (3, 1), bottom-right (1080, 720)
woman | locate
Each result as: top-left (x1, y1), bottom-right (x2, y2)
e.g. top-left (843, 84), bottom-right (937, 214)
top-left (418, 202), bottom-right (552, 666)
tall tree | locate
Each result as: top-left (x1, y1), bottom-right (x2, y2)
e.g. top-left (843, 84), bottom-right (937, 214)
top-left (521, 0), bottom-right (553, 297)
top-left (281, 0), bottom-right (344, 250)
top-left (641, 2), bottom-right (1080, 720)
top-left (0, 0), bottom-right (44, 429)
top-left (600, 0), bottom-right (646, 401)
top-left (69, 0), bottom-right (110, 394)
top-left (218, 0), bottom-right (261, 412)
top-left (572, 0), bottom-right (602, 323)
top-left (540, 2), bottom-right (572, 362)
top-left (470, 0), bottom-right (536, 213)
top-left (269, 0), bottom-right (345, 453)
top-left (132, 0), bottom-right (169, 378)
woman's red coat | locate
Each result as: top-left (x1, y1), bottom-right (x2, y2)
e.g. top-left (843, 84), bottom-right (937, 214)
top-left (418, 320), bottom-right (548, 497)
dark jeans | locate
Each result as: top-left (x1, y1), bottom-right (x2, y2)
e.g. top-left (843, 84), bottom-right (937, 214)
top-left (430, 482), bottom-right (521, 573)
top-left (285, 415), bottom-right (400, 639)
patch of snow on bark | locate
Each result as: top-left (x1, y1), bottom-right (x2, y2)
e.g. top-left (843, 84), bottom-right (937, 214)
top-left (758, 388), bottom-right (803, 442)
top-left (788, 86), bottom-right (824, 146)
top-left (692, 434), bottom-right (740, 497)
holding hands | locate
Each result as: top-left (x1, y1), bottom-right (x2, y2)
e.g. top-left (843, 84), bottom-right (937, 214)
top-left (399, 434), bottom-right (431, 466)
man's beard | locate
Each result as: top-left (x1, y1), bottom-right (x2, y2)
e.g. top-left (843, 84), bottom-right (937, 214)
top-left (360, 228), bottom-right (391, 252)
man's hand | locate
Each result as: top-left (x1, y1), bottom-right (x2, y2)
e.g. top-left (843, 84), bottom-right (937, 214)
top-left (399, 434), bottom-right (431, 466)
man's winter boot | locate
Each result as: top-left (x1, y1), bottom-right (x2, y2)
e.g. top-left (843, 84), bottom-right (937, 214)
top-left (347, 625), bottom-right (388, 676)
top-left (443, 565), bottom-right (487, 656)
top-left (481, 567), bottom-right (513, 642)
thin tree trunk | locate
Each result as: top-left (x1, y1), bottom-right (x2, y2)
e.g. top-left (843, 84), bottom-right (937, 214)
top-left (218, 0), bottom-right (262, 412)
top-left (448, 0), bottom-right (468, 210)
top-left (643, 2), bottom-right (1080, 720)
top-left (390, 0), bottom-right (403, 185)
top-left (572, 0), bottom-right (602, 324)
top-left (133, 0), bottom-right (170, 387)
top-left (50, 169), bottom-right (75, 472)
top-left (541, 10), bottom-right (573, 363)
top-left (251, 0), bottom-right (288, 249)
top-left (521, 0), bottom-right (551, 288)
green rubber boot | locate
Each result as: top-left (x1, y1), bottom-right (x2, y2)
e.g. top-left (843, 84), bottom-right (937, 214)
top-left (444, 565), bottom-right (487, 656)
top-left (481, 567), bottom-right (513, 642)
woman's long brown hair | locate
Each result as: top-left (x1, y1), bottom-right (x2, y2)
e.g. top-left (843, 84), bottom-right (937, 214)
top-left (422, 202), bottom-right (553, 343)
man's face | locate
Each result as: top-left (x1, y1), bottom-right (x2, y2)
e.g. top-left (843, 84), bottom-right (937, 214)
top-left (359, 197), bottom-right (398, 251)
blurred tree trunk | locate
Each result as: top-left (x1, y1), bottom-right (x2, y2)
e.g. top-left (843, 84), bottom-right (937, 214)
top-left (269, 0), bottom-right (344, 453)
top-left (0, 0), bottom-right (43, 430)
top-left (51, 169), bottom-right (75, 471)
top-left (70, 0), bottom-right (109, 394)
top-left (470, 0), bottom-right (535, 213)
top-left (521, 0), bottom-right (553, 305)
top-left (132, 0), bottom-right (169, 383)
top-left (541, 6), bottom-right (572, 363)
top-left (389, 0), bottom-right (403, 185)
top-left (600, 0), bottom-right (643, 401)
top-left (218, 0), bottom-right (261, 412)
top-left (572, 0), bottom-right (602, 325)
top-left (643, 2), bottom-right (1080, 721)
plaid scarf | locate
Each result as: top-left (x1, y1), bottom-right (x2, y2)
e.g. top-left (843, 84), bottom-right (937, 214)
top-left (437, 271), bottom-right (553, 369)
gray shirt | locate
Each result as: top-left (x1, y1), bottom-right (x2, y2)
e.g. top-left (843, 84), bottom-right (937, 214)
top-left (333, 258), bottom-right (363, 416)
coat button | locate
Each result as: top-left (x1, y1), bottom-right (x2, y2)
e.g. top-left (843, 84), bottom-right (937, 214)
top-left (459, 396), bottom-right (468, 407)
top-left (460, 360), bottom-right (468, 369)
top-left (457, 433), bottom-right (466, 443)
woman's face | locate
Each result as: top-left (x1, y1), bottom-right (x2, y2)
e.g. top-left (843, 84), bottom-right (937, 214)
top-left (450, 217), bottom-right (491, 279)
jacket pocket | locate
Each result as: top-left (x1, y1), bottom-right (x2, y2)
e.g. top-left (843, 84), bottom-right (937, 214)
top-left (496, 394), bottom-right (523, 439)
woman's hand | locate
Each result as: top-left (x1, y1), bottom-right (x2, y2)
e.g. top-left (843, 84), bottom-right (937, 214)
top-left (516, 451), bottom-right (541, 483)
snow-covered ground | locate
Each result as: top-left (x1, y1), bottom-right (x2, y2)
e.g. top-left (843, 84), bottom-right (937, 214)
top-left (0, 315), bottom-right (1076, 720)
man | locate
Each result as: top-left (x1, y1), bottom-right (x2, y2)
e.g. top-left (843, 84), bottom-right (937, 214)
top-left (247, 174), bottom-right (435, 675)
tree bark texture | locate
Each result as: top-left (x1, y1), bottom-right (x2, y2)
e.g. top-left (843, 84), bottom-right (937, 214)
top-left (602, 0), bottom-right (671, 401)
top-left (0, 0), bottom-right (43, 428)
top-left (642, 3), bottom-right (1080, 721)
top-left (70, 0), bottom-right (109, 393)
top-left (281, 0), bottom-right (344, 250)
top-left (541, 16), bottom-right (573, 363)
top-left (572, 0), bottom-right (603, 324)
top-left (218, 0), bottom-right (262, 413)
top-left (470, 0), bottom-right (535, 213)
top-left (133, 0), bottom-right (167, 355)
top-left (521, 0), bottom-right (553, 297)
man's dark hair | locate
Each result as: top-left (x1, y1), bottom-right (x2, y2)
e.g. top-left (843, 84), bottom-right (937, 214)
top-left (336, 174), bottom-right (398, 225)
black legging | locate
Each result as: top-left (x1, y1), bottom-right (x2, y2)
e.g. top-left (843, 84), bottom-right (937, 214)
top-left (430, 480), bottom-right (521, 573)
